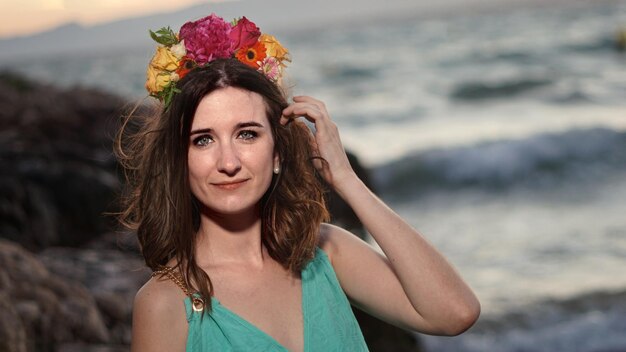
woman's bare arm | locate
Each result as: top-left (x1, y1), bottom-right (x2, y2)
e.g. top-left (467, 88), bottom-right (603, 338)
top-left (283, 96), bottom-right (480, 335)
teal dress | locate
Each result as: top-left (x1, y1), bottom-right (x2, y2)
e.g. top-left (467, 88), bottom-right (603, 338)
top-left (183, 248), bottom-right (369, 351)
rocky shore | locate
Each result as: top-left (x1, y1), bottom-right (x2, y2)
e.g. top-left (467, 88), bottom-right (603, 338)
top-left (0, 72), bottom-right (422, 351)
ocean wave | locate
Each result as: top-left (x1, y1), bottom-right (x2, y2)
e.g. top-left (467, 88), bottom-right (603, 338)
top-left (320, 64), bottom-right (379, 82)
top-left (546, 89), bottom-right (593, 104)
top-left (422, 288), bottom-right (626, 352)
top-left (450, 78), bottom-right (552, 101)
top-left (438, 50), bottom-right (537, 68)
top-left (374, 127), bottom-right (626, 197)
top-left (561, 36), bottom-right (618, 54)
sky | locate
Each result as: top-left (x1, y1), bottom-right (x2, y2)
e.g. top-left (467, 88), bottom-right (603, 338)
top-left (0, 0), bottom-right (213, 38)
top-left (1, 0), bottom-right (563, 39)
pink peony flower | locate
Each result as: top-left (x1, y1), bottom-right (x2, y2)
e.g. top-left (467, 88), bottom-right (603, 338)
top-left (179, 14), bottom-right (233, 65)
top-left (229, 17), bottom-right (261, 51)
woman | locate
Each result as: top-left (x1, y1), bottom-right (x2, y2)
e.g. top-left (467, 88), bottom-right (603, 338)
top-left (118, 14), bottom-right (480, 352)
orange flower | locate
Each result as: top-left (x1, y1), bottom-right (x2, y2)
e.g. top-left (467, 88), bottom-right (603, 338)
top-left (176, 56), bottom-right (195, 79)
top-left (235, 41), bottom-right (267, 69)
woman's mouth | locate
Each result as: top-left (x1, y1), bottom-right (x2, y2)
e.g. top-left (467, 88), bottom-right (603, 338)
top-left (212, 179), bottom-right (248, 190)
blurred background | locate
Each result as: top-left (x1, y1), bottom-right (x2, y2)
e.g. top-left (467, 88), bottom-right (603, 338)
top-left (1, 0), bottom-right (625, 351)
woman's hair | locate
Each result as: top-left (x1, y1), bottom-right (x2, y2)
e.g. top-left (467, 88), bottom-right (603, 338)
top-left (116, 59), bottom-right (329, 311)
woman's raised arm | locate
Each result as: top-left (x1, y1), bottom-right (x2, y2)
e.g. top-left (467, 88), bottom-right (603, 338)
top-left (282, 96), bottom-right (480, 335)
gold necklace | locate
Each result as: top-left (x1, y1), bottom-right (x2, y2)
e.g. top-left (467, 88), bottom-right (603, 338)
top-left (152, 267), bottom-right (205, 312)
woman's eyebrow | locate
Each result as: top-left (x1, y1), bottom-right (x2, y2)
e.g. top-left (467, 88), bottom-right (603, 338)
top-left (237, 121), bottom-right (264, 129)
top-left (189, 122), bottom-right (264, 136)
top-left (189, 127), bottom-right (213, 136)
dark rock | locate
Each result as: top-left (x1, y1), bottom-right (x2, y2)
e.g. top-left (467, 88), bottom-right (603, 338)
top-left (83, 231), bottom-right (140, 254)
top-left (0, 292), bottom-right (28, 352)
top-left (354, 309), bottom-right (421, 351)
top-left (39, 245), bottom-right (150, 346)
top-left (0, 71), bottom-right (124, 251)
top-left (0, 239), bottom-right (110, 351)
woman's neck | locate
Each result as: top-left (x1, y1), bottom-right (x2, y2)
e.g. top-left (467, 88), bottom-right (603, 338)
top-left (195, 207), bottom-right (266, 268)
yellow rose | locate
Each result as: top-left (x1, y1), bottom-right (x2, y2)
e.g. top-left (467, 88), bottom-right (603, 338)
top-left (145, 46), bottom-right (179, 94)
top-left (145, 64), bottom-right (171, 95)
top-left (259, 34), bottom-right (290, 64)
top-left (149, 46), bottom-right (179, 71)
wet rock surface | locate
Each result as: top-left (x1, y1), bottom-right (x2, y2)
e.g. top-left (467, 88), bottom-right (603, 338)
top-left (0, 72), bottom-right (124, 251)
top-left (0, 240), bottom-right (111, 351)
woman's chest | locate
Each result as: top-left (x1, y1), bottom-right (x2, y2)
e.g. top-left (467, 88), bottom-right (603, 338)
top-left (209, 264), bottom-right (305, 351)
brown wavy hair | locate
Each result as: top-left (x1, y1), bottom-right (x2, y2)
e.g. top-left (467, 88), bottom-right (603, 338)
top-left (115, 59), bottom-right (329, 312)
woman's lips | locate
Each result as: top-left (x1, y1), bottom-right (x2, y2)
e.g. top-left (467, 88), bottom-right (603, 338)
top-left (212, 179), bottom-right (248, 190)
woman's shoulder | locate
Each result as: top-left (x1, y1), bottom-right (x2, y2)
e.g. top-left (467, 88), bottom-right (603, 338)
top-left (135, 257), bottom-right (187, 306)
top-left (131, 273), bottom-right (189, 351)
top-left (318, 222), bottom-right (368, 264)
top-left (135, 273), bottom-right (189, 309)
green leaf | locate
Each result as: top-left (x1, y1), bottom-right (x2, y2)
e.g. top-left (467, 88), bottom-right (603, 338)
top-left (149, 26), bottom-right (179, 46)
top-left (159, 83), bottom-right (181, 110)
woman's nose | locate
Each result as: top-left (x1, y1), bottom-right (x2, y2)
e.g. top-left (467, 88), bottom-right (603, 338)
top-left (216, 142), bottom-right (242, 176)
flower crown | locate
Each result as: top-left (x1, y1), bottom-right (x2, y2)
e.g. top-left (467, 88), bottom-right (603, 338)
top-left (146, 14), bottom-right (290, 107)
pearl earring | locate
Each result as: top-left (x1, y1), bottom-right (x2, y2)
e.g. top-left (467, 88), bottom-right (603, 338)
top-left (273, 166), bottom-right (280, 174)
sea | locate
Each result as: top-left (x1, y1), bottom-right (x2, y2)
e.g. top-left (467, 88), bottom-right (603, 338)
top-left (2, 1), bottom-right (626, 350)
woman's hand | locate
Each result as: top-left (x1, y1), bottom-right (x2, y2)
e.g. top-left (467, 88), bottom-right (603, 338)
top-left (281, 96), bottom-right (355, 190)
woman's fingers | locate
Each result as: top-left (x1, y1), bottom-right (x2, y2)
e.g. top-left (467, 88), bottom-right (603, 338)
top-left (281, 95), bottom-right (354, 188)
top-left (281, 97), bottom-right (337, 141)
top-left (281, 96), bottom-right (330, 124)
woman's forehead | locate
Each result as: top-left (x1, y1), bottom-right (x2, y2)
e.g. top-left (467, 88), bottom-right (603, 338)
top-left (192, 87), bottom-right (268, 128)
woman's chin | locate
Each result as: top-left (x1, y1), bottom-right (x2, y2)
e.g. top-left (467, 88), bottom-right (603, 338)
top-left (200, 202), bottom-right (261, 219)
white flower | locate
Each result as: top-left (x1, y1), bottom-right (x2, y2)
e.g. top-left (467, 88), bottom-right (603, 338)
top-left (170, 72), bottom-right (180, 82)
top-left (170, 40), bottom-right (187, 59)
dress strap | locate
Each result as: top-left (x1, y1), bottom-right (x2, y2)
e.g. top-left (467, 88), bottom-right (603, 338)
top-left (152, 267), bottom-right (205, 312)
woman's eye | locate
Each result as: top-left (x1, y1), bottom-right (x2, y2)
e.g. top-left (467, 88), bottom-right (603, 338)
top-left (193, 135), bottom-right (213, 146)
top-left (238, 130), bottom-right (258, 141)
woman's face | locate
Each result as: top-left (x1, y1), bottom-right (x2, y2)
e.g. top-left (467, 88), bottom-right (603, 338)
top-left (187, 86), bottom-right (279, 216)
